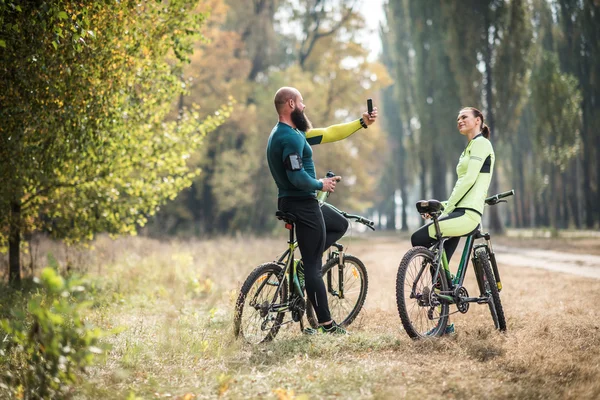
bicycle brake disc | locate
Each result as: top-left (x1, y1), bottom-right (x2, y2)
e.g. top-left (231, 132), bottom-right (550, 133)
top-left (419, 286), bottom-right (431, 307)
top-left (258, 301), bottom-right (270, 318)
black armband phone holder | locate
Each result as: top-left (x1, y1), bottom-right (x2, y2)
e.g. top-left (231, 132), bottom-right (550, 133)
top-left (284, 153), bottom-right (303, 171)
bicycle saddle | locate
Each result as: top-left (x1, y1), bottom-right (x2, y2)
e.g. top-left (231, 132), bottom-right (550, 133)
top-left (415, 199), bottom-right (444, 214)
top-left (275, 211), bottom-right (297, 224)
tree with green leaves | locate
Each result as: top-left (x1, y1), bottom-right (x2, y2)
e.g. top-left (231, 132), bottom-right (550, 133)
top-left (440, 0), bottom-right (533, 232)
top-left (531, 52), bottom-right (582, 229)
top-left (0, 1), bottom-right (228, 283)
top-left (378, 17), bottom-right (410, 231)
top-left (555, 0), bottom-right (600, 228)
top-left (385, 0), bottom-right (464, 211)
top-left (150, 0), bottom-right (390, 235)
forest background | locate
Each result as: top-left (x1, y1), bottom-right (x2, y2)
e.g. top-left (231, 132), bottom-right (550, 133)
top-left (1, 1), bottom-right (600, 398)
top-left (1, 0), bottom-right (599, 282)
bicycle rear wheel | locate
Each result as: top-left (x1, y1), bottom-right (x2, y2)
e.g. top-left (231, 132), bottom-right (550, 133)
top-left (396, 246), bottom-right (449, 339)
top-left (233, 262), bottom-right (287, 344)
top-left (306, 255), bottom-right (368, 328)
top-left (473, 248), bottom-right (506, 331)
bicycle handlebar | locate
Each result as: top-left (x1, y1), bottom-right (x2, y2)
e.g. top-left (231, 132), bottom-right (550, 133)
top-left (485, 189), bottom-right (515, 206)
top-left (346, 214), bottom-right (376, 231)
top-left (319, 171), bottom-right (375, 230)
top-left (326, 203), bottom-right (376, 231)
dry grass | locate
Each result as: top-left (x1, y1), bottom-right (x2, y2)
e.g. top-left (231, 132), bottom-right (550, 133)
top-left (9, 234), bottom-right (600, 399)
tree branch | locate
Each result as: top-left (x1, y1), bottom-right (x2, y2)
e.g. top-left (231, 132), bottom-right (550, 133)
top-left (299, 1), bottom-right (356, 68)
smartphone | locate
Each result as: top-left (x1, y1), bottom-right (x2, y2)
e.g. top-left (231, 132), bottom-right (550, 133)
top-left (367, 98), bottom-right (373, 115)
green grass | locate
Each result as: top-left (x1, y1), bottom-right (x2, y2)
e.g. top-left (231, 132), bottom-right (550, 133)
top-left (3, 235), bottom-right (600, 399)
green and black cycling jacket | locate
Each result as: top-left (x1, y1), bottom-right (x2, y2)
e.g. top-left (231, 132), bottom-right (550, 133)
top-left (266, 119), bottom-right (363, 198)
top-left (444, 133), bottom-right (495, 216)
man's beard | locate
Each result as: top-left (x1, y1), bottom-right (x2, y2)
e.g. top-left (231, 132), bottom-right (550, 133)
top-left (291, 107), bottom-right (312, 132)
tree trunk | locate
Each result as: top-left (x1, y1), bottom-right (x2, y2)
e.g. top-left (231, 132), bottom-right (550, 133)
top-left (400, 187), bottom-right (409, 232)
top-left (561, 171), bottom-right (569, 229)
top-left (420, 158), bottom-right (427, 200)
top-left (568, 158), bottom-right (580, 228)
top-left (483, 10), bottom-right (503, 233)
top-left (513, 140), bottom-right (525, 227)
top-left (542, 186), bottom-right (550, 227)
top-left (595, 122), bottom-right (600, 228)
top-left (9, 200), bottom-right (21, 285)
top-left (431, 147), bottom-right (446, 201)
top-left (549, 164), bottom-right (558, 229)
top-left (397, 134), bottom-right (409, 232)
top-left (582, 125), bottom-right (594, 228)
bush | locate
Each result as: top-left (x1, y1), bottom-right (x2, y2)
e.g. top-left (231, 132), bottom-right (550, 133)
top-left (0, 268), bottom-right (108, 399)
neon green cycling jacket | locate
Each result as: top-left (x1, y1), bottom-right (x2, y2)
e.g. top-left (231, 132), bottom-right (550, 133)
top-left (444, 134), bottom-right (495, 215)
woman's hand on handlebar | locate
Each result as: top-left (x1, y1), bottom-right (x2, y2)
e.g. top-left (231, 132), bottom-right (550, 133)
top-left (320, 176), bottom-right (341, 193)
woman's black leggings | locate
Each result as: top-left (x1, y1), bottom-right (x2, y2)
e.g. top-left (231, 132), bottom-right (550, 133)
top-left (278, 197), bottom-right (349, 323)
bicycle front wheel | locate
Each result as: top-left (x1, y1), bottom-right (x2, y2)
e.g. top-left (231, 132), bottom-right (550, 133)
top-left (233, 262), bottom-right (287, 344)
top-left (396, 246), bottom-right (450, 339)
top-left (306, 255), bottom-right (368, 328)
top-left (474, 248), bottom-right (506, 331)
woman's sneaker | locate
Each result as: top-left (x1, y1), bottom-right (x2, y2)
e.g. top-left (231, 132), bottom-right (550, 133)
top-left (303, 321), bottom-right (348, 335)
top-left (425, 323), bottom-right (455, 336)
top-left (318, 321), bottom-right (348, 335)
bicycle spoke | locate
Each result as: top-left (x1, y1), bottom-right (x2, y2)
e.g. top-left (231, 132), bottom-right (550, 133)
top-left (239, 269), bottom-right (283, 344)
top-left (324, 260), bottom-right (364, 325)
top-left (403, 253), bottom-right (442, 335)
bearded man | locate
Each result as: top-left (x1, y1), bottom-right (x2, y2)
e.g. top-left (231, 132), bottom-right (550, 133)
top-left (266, 87), bottom-right (377, 334)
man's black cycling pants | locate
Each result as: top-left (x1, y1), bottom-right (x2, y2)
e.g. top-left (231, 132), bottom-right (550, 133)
top-left (278, 196), bottom-right (348, 324)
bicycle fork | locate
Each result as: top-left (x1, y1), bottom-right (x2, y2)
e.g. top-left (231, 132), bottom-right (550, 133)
top-left (326, 243), bottom-right (345, 299)
top-left (473, 231), bottom-right (502, 291)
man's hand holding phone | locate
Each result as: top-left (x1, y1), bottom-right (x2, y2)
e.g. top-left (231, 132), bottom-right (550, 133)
top-left (362, 98), bottom-right (378, 126)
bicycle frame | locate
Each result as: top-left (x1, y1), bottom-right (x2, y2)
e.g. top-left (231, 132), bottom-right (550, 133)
top-left (265, 223), bottom-right (302, 315)
top-left (425, 214), bottom-right (503, 306)
top-left (249, 203), bottom-right (374, 328)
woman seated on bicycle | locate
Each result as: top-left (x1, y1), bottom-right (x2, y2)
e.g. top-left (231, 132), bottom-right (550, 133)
top-left (411, 107), bottom-right (495, 266)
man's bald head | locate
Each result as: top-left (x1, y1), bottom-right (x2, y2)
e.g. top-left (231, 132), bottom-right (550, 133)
top-left (274, 87), bottom-right (301, 114)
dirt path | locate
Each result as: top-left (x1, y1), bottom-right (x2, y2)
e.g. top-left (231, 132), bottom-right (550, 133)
top-left (494, 244), bottom-right (600, 279)
top-left (341, 236), bottom-right (600, 313)
top-left (347, 235), bottom-right (600, 279)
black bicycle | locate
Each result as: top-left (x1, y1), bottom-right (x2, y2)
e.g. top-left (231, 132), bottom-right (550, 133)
top-left (396, 190), bottom-right (514, 339)
top-left (233, 200), bottom-right (374, 344)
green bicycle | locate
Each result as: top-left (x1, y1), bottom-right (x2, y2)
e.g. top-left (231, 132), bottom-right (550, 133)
top-left (395, 190), bottom-right (514, 339)
top-left (233, 202), bottom-right (374, 344)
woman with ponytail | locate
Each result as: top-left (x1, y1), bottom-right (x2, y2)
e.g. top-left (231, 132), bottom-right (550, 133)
top-left (410, 107), bottom-right (495, 334)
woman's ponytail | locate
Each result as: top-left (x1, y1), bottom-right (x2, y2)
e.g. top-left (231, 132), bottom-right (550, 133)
top-left (481, 123), bottom-right (490, 139)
